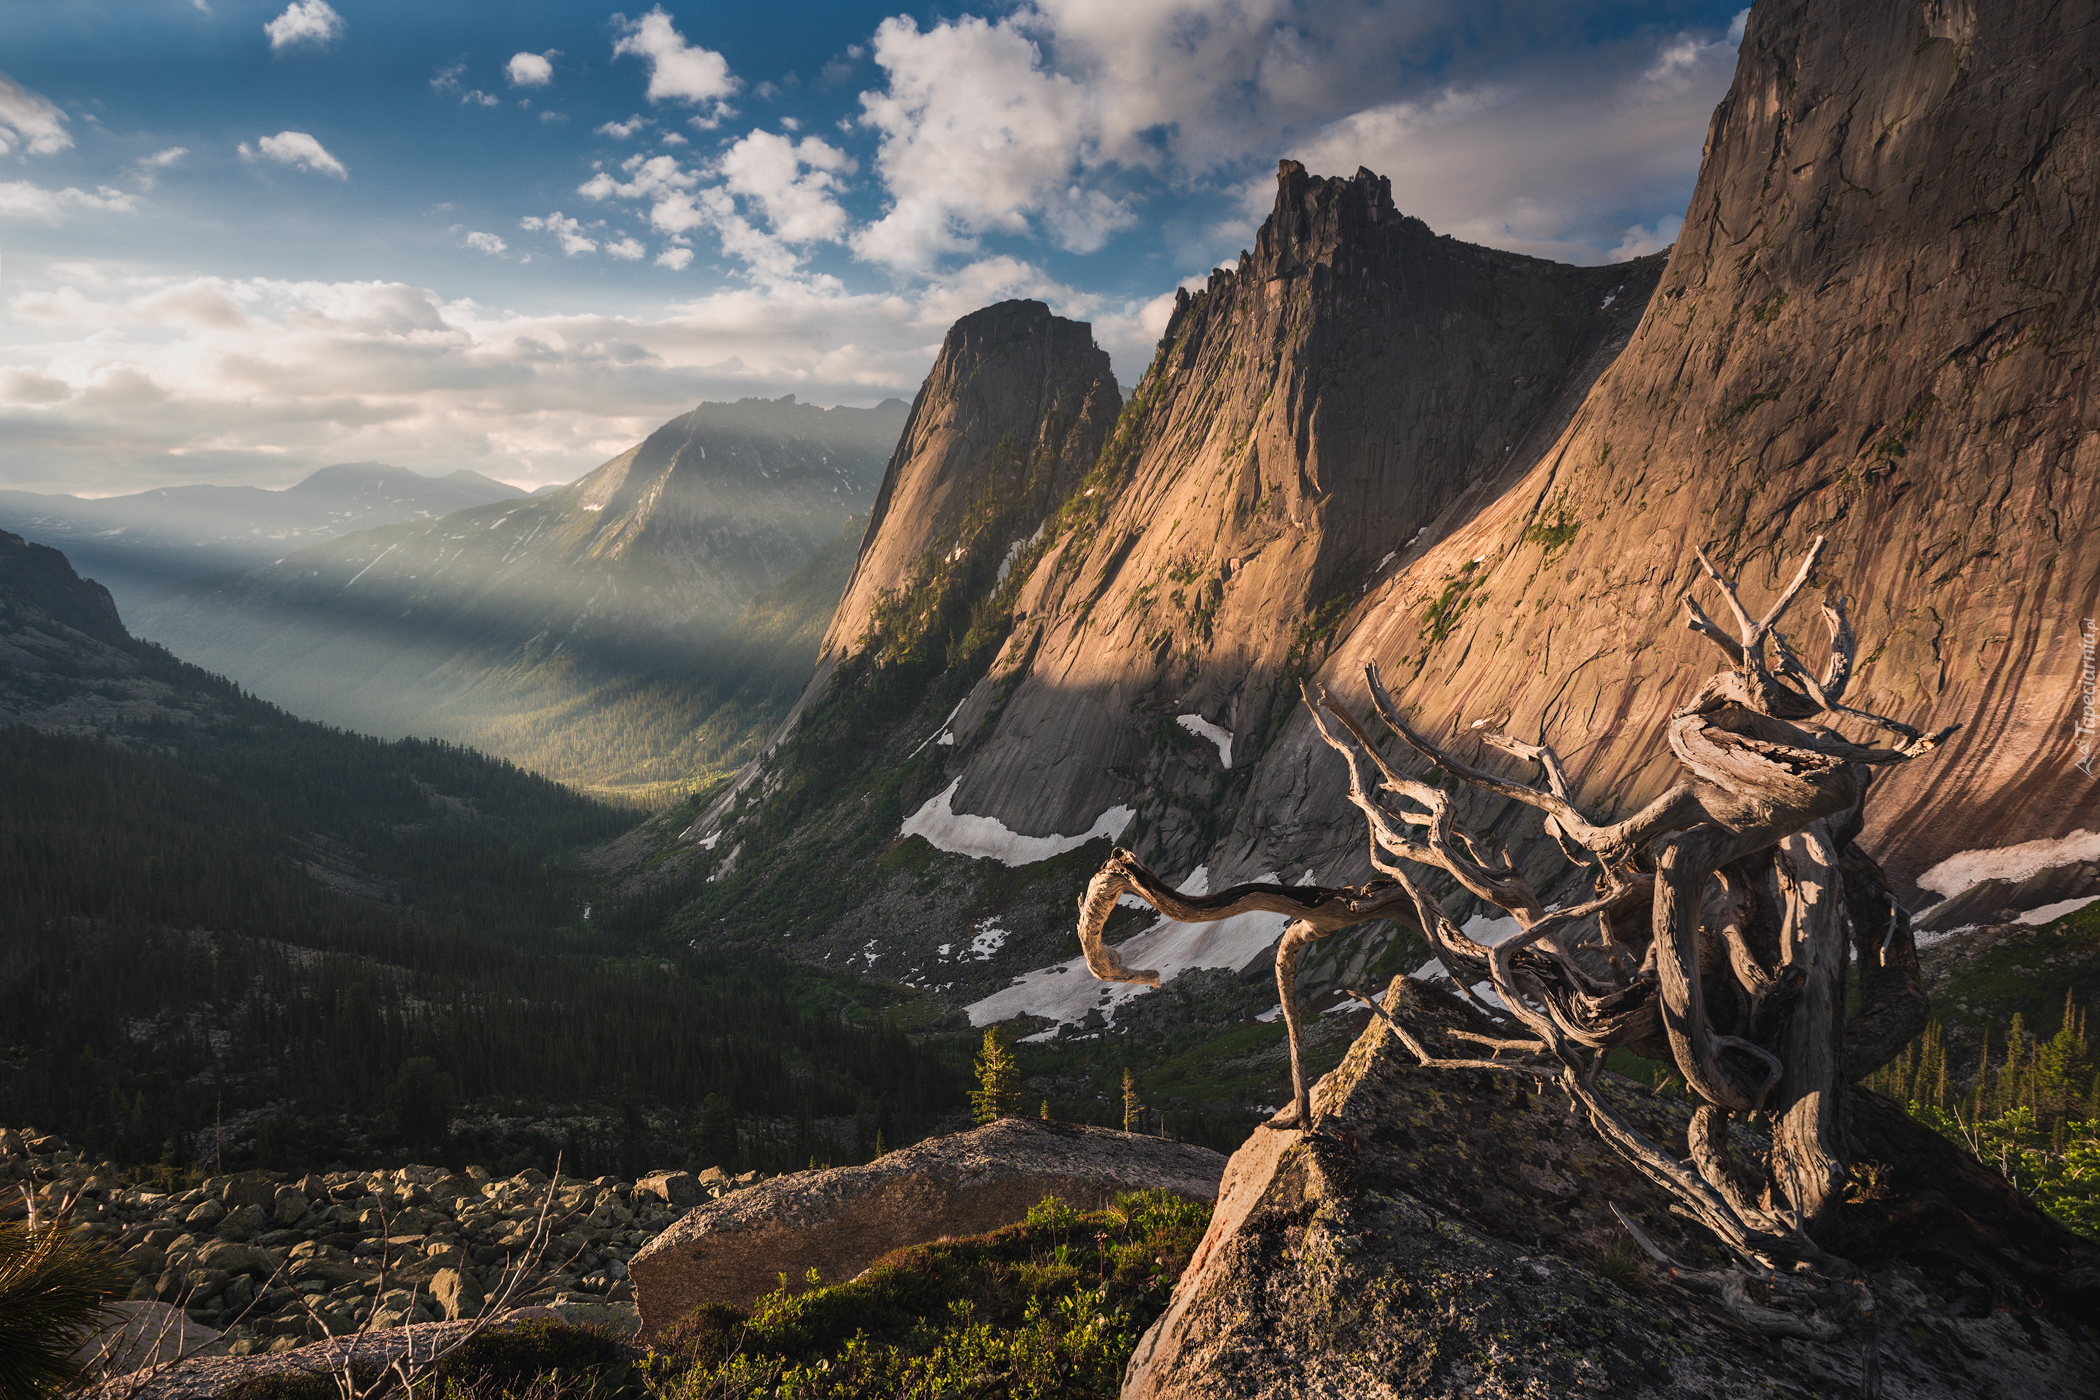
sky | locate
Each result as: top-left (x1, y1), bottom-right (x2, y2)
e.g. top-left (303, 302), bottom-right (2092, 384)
top-left (0, 0), bottom-right (1749, 496)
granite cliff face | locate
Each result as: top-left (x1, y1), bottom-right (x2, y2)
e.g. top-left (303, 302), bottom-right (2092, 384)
top-left (934, 167), bottom-right (1660, 855)
top-left (1230, 0), bottom-right (2100, 905)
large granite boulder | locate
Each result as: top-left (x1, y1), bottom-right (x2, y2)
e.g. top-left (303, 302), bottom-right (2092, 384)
top-left (630, 1117), bottom-right (1226, 1338)
top-left (1123, 978), bottom-right (2099, 1399)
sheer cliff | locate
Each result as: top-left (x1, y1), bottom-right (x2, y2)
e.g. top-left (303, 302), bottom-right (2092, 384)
top-left (1231, 0), bottom-right (2100, 905)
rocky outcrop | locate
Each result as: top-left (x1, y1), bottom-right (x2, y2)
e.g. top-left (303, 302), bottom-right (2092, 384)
top-left (131, 395), bottom-right (906, 749)
top-left (1124, 978), bottom-right (2100, 1399)
top-left (629, 1117), bottom-right (1225, 1338)
top-left (1914, 861), bottom-right (2100, 933)
top-left (1240, 0), bottom-right (2100, 907)
top-left (683, 300), bottom-right (1120, 841)
top-left (0, 528), bottom-right (129, 649)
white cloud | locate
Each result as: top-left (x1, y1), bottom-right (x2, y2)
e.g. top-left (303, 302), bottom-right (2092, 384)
top-left (240, 131), bottom-right (349, 179)
top-left (612, 7), bottom-right (739, 120)
top-left (263, 0), bottom-right (343, 52)
top-left (0, 181), bottom-right (140, 221)
top-left (853, 15), bottom-right (1128, 272)
top-left (656, 246), bottom-right (694, 270)
top-left (1276, 28), bottom-right (1741, 264)
top-left (506, 52), bottom-right (556, 88)
top-left (605, 237), bottom-right (646, 261)
top-left (0, 266), bottom-right (973, 493)
top-left (0, 71), bottom-right (71, 156)
top-left (139, 146), bottom-right (189, 170)
top-left (461, 90), bottom-right (501, 108)
top-left (430, 63), bottom-right (466, 94)
top-left (464, 231), bottom-right (507, 255)
top-left (1608, 214), bottom-right (1682, 261)
top-left (521, 212), bottom-right (598, 256)
top-left (718, 130), bottom-right (855, 244)
top-left (596, 115), bottom-right (651, 139)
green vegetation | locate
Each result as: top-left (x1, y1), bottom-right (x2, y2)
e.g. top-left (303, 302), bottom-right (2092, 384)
top-left (0, 722), bottom-right (967, 1176)
top-left (1866, 990), bottom-right (2099, 1237)
top-left (971, 1028), bottom-right (1021, 1124)
top-left (1521, 490), bottom-right (1580, 552)
top-left (647, 1192), bottom-right (1210, 1399)
top-left (456, 520), bottom-right (865, 809)
top-left (0, 1212), bottom-right (127, 1400)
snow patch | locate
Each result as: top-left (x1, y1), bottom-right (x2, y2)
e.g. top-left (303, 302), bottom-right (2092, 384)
top-left (1176, 714), bottom-right (1233, 767)
top-left (967, 920), bottom-right (1008, 960)
top-left (2017, 895), bottom-right (2100, 926)
top-left (900, 778), bottom-right (1135, 867)
top-left (1917, 830), bottom-right (2100, 897)
top-left (697, 832), bottom-right (721, 851)
top-left (906, 698), bottom-right (970, 760)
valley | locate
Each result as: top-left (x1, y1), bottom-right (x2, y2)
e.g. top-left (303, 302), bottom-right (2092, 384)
top-left (4, 0), bottom-right (2099, 1388)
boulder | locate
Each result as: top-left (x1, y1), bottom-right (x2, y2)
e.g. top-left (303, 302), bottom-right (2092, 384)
top-left (634, 1170), bottom-right (699, 1210)
top-left (72, 1301), bottom-right (226, 1375)
top-left (181, 1200), bottom-right (224, 1230)
top-left (1123, 978), bottom-right (2100, 1400)
top-left (219, 1174), bottom-right (281, 1212)
top-left (630, 1117), bottom-right (1225, 1339)
top-left (270, 1187), bottom-right (308, 1226)
top-left (430, 1265), bottom-right (484, 1321)
top-left (215, 1204), bottom-right (269, 1240)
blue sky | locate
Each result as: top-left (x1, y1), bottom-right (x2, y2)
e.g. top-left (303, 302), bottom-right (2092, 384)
top-left (0, 0), bottom-right (1747, 495)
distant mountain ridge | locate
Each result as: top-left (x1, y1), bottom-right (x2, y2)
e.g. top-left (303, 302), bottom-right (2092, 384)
top-left (0, 462), bottom-right (529, 612)
top-left (131, 395), bottom-right (909, 804)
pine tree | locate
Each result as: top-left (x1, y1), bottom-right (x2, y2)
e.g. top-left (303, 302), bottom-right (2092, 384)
top-left (1123, 1067), bottom-right (1145, 1134)
top-left (971, 1027), bottom-right (1019, 1124)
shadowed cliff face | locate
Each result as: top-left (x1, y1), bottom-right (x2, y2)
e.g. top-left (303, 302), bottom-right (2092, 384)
top-left (940, 166), bottom-right (1661, 853)
top-left (1226, 0), bottom-right (2100, 904)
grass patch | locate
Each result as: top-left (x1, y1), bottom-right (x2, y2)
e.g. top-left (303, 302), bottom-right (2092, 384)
top-left (648, 1191), bottom-right (1211, 1399)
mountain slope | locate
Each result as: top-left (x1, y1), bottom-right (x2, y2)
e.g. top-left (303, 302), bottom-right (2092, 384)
top-left (0, 462), bottom-right (526, 612)
top-left (635, 0), bottom-right (2097, 1062)
top-left (132, 396), bottom-right (907, 801)
top-left (646, 172), bottom-right (1661, 1033)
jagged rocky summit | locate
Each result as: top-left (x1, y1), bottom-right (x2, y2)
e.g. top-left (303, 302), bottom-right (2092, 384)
top-left (663, 0), bottom-right (2100, 1044)
top-left (1123, 980), bottom-right (2100, 1399)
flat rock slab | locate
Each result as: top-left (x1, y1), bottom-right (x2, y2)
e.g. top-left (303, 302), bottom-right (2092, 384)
top-left (1124, 980), bottom-right (2100, 1400)
top-left (630, 1117), bottom-right (1225, 1338)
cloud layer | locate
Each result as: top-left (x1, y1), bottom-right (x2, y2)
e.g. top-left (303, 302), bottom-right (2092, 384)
top-left (264, 0), bottom-right (343, 52)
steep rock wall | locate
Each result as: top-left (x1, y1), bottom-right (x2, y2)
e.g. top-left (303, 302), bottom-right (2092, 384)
top-left (938, 166), bottom-right (1662, 857)
top-left (1229, 0), bottom-right (2100, 904)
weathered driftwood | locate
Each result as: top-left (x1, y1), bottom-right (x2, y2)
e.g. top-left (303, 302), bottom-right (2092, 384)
top-left (1077, 540), bottom-right (1980, 1332)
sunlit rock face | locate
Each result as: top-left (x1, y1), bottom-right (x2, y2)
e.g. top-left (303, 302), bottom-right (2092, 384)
top-left (927, 164), bottom-right (1657, 869)
top-left (1235, 0), bottom-right (2100, 907)
top-left (130, 395), bottom-right (906, 742)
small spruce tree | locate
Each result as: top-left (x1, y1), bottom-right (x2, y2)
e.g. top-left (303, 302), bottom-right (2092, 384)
top-left (971, 1026), bottom-right (1020, 1124)
top-left (1123, 1067), bottom-right (1145, 1134)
